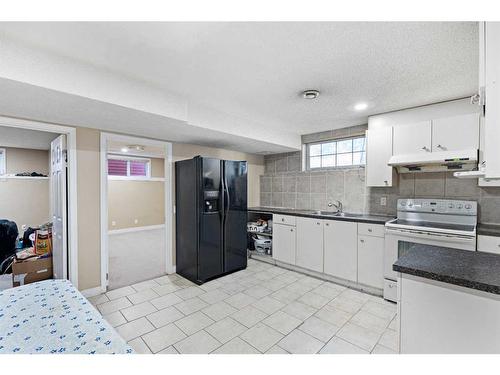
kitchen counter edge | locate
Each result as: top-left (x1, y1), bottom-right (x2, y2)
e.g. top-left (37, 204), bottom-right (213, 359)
top-left (393, 243), bottom-right (500, 295)
top-left (248, 207), bottom-right (393, 225)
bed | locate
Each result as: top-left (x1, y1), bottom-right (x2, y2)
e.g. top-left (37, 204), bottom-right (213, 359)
top-left (0, 279), bottom-right (133, 354)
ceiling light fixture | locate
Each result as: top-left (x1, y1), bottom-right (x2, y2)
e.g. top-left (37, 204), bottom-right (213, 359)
top-left (302, 90), bottom-right (320, 100)
top-left (127, 145), bottom-right (145, 152)
top-left (354, 102), bottom-right (368, 111)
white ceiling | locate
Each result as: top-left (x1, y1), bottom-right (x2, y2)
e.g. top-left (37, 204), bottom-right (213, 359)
top-left (0, 22), bottom-right (478, 148)
top-left (0, 125), bottom-right (59, 150)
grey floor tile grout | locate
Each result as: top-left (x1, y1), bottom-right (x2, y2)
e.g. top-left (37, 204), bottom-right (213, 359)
top-left (98, 258), bottom-right (397, 354)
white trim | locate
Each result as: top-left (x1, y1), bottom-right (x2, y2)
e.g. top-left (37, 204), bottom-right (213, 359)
top-left (108, 224), bottom-right (165, 235)
top-left (0, 116), bottom-right (79, 289)
top-left (107, 176), bottom-right (164, 182)
top-left (100, 132), bottom-right (174, 294)
top-left (0, 148), bottom-right (6, 175)
top-left (165, 141), bottom-right (174, 274)
top-left (0, 175), bottom-right (49, 180)
top-left (81, 286), bottom-right (105, 298)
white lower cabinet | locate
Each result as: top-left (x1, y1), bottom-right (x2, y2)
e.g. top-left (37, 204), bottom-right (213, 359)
top-left (357, 234), bottom-right (385, 289)
top-left (296, 217), bottom-right (324, 272)
top-left (477, 235), bottom-right (500, 255)
top-left (272, 223), bottom-right (296, 265)
top-left (323, 220), bottom-right (358, 282)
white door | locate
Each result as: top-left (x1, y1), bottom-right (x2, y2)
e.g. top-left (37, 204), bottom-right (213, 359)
top-left (357, 235), bottom-right (384, 289)
top-left (324, 221), bottom-right (357, 282)
top-left (431, 113), bottom-right (479, 152)
top-left (296, 217), bottom-right (323, 272)
top-left (366, 127), bottom-right (393, 187)
top-left (272, 223), bottom-right (296, 265)
top-left (50, 135), bottom-right (68, 280)
top-left (393, 121), bottom-right (432, 155)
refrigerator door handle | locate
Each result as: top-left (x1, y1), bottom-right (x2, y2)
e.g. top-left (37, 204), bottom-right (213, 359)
top-left (224, 176), bottom-right (230, 216)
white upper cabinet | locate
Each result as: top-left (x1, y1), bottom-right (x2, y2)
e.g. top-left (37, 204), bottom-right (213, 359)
top-left (296, 217), bottom-right (324, 273)
top-left (393, 120), bottom-right (432, 155)
top-left (431, 113), bottom-right (479, 152)
top-left (483, 22), bottom-right (500, 179)
top-left (366, 127), bottom-right (393, 187)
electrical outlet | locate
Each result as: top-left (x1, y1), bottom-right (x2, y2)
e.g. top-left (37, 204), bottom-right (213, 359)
top-left (111, 221), bottom-right (116, 227)
top-left (380, 197), bottom-right (387, 206)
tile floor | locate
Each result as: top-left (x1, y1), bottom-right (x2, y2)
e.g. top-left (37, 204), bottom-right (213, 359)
top-left (89, 259), bottom-right (398, 354)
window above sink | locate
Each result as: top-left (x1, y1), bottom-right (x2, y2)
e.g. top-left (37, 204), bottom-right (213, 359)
top-left (306, 136), bottom-right (366, 170)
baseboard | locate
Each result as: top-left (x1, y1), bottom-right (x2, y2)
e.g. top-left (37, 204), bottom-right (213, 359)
top-left (81, 285), bottom-right (106, 297)
top-left (108, 224), bottom-right (165, 235)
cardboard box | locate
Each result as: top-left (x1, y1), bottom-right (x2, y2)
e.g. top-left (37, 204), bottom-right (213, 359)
top-left (12, 256), bottom-right (53, 287)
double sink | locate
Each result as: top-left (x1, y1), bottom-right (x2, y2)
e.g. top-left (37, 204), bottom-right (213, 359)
top-left (310, 210), bottom-right (363, 218)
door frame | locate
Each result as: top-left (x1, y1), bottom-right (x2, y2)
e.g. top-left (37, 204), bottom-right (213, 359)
top-left (0, 116), bottom-right (79, 287)
top-left (100, 132), bottom-right (174, 292)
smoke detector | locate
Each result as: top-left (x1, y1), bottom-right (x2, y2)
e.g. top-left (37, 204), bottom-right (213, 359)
top-left (302, 89), bottom-right (320, 100)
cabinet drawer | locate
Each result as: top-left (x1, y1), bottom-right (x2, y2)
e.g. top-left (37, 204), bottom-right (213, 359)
top-left (477, 235), bottom-right (500, 254)
top-left (358, 223), bottom-right (385, 238)
top-left (273, 214), bottom-right (296, 226)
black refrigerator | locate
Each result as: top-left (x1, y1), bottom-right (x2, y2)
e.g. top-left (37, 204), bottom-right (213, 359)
top-left (175, 156), bottom-right (248, 284)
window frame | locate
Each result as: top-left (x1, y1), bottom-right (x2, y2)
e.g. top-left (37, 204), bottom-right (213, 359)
top-left (0, 148), bottom-right (5, 176)
top-left (306, 136), bottom-right (366, 170)
top-left (107, 154), bottom-right (152, 180)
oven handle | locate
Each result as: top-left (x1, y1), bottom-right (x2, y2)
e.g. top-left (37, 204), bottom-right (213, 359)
top-left (385, 227), bottom-right (476, 242)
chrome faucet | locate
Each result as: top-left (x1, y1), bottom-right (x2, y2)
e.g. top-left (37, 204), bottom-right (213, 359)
top-left (328, 200), bottom-right (343, 213)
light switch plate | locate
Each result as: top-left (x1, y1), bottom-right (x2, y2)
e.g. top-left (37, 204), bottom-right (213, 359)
top-left (380, 197), bottom-right (387, 206)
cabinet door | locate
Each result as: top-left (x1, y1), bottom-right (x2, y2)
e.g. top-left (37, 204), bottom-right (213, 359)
top-left (296, 217), bottom-right (323, 272)
top-left (357, 235), bottom-right (384, 289)
top-left (323, 221), bottom-right (357, 282)
top-left (484, 22), bottom-right (500, 179)
top-left (393, 121), bottom-right (432, 155)
top-left (431, 113), bottom-right (479, 152)
top-left (272, 223), bottom-right (296, 265)
top-left (366, 127), bottom-right (393, 187)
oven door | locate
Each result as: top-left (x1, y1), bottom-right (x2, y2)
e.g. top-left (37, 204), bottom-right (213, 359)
top-left (384, 227), bottom-right (476, 281)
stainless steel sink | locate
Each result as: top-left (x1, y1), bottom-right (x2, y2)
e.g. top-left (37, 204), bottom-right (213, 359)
top-left (312, 210), bottom-right (362, 218)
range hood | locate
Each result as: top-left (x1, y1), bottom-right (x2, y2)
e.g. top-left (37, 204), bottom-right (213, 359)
top-left (388, 149), bottom-right (478, 173)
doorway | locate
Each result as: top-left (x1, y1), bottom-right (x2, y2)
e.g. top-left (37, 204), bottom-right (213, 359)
top-left (0, 117), bottom-right (78, 289)
top-left (100, 133), bottom-right (173, 291)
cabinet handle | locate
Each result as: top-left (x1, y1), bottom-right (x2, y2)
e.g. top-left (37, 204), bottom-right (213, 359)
top-left (290, 228), bottom-right (294, 232)
top-left (368, 228), bottom-right (372, 232)
top-left (317, 222), bottom-right (321, 225)
top-left (325, 223), bottom-right (329, 226)
top-left (384, 180), bottom-right (388, 185)
top-left (422, 146), bottom-right (430, 152)
top-left (282, 218), bottom-right (285, 222)
top-left (360, 239), bottom-right (365, 243)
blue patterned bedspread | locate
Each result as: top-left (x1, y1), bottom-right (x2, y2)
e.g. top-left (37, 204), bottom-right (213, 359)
top-left (0, 279), bottom-right (133, 354)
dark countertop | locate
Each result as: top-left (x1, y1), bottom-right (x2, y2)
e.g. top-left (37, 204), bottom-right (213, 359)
top-left (393, 243), bottom-right (500, 295)
top-left (248, 206), bottom-right (394, 225)
top-left (477, 223), bottom-right (500, 237)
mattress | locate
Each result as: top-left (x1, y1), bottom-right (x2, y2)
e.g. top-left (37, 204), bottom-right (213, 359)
top-left (0, 279), bottom-right (133, 354)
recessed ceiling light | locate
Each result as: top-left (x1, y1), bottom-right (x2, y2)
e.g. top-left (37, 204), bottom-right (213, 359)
top-left (302, 90), bottom-right (320, 100)
top-left (354, 102), bottom-right (368, 111)
top-left (121, 147), bottom-right (128, 153)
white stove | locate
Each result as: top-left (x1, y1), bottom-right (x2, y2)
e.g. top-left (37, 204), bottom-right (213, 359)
top-left (383, 198), bottom-right (477, 301)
